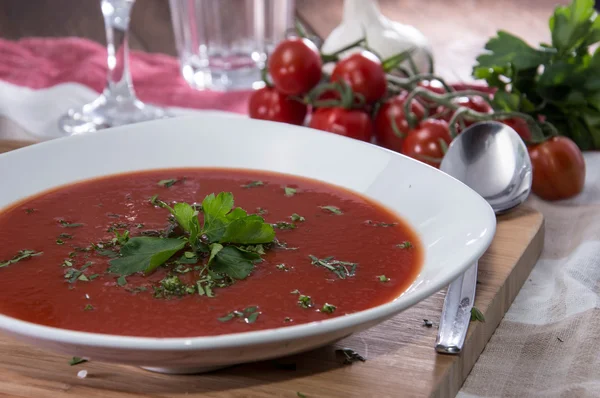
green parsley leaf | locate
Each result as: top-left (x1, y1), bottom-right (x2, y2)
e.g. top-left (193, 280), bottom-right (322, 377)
top-left (321, 303), bottom-right (336, 314)
top-left (69, 357), bottom-right (88, 366)
top-left (276, 263), bottom-right (288, 271)
top-left (56, 239), bottom-right (65, 245)
top-left (550, 0), bottom-right (599, 54)
top-left (396, 241), bottom-right (413, 249)
top-left (320, 205), bottom-right (343, 215)
top-left (284, 186), bottom-right (297, 197)
top-left (336, 348), bottom-right (366, 364)
top-left (378, 275), bottom-right (390, 282)
top-left (290, 213), bottom-right (305, 222)
top-left (471, 307), bottom-right (486, 322)
top-left (474, 30), bottom-right (552, 71)
top-left (114, 230), bottom-right (130, 245)
top-left (117, 275), bottom-right (127, 286)
top-left (201, 192), bottom-right (234, 241)
top-left (246, 311), bottom-right (260, 323)
top-left (218, 313), bottom-right (235, 322)
top-left (0, 250), bottom-right (43, 268)
top-left (210, 246), bottom-right (259, 280)
top-left (298, 295), bottom-right (313, 309)
top-left (84, 304), bottom-right (94, 311)
top-left (309, 255), bottom-right (357, 279)
top-left (171, 202), bottom-right (198, 233)
top-left (241, 181), bottom-right (264, 188)
top-left (273, 221), bottom-right (296, 230)
top-left (208, 243), bottom-right (223, 264)
top-left (108, 237), bottom-right (186, 276)
top-left (25, 208), bottom-right (35, 214)
top-left (221, 216), bottom-right (275, 244)
top-left (59, 220), bottom-right (84, 228)
top-left (157, 178), bottom-right (180, 188)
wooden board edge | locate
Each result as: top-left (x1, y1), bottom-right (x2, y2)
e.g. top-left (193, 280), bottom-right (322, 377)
top-left (0, 140), bottom-right (37, 154)
top-left (434, 214), bottom-right (545, 398)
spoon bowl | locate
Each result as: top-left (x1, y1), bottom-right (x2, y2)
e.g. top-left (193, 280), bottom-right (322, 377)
top-left (440, 121), bottom-right (532, 214)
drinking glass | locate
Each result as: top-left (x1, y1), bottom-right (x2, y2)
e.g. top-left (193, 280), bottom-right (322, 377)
top-left (59, 0), bottom-right (169, 135)
top-left (169, 0), bottom-right (295, 91)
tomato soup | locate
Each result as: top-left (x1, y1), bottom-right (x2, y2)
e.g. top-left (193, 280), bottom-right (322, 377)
top-left (0, 169), bottom-right (422, 337)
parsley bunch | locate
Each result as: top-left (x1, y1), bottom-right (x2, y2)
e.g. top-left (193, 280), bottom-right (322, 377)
top-left (108, 192), bottom-right (275, 292)
top-left (473, 0), bottom-right (600, 150)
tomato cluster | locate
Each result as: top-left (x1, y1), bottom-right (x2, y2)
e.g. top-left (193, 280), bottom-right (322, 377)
top-left (248, 37), bottom-right (586, 201)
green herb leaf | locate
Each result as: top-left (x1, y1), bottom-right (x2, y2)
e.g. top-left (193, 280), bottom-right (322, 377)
top-left (474, 30), bottom-right (552, 71)
top-left (59, 220), bottom-right (84, 228)
top-left (114, 230), bottom-right (130, 246)
top-left (336, 348), bottom-right (366, 364)
top-left (117, 275), bottom-right (127, 286)
top-left (284, 186), bottom-right (297, 197)
top-left (309, 255), bottom-right (357, 279)
top-left (241, 181), bottom-right (264, 188)
top-left (0, 250), bottom-right (43, 268)
top-left (172, 202), bottom-right (198, 233)
top-left (290, 213), bottom-right (305, 222)
top-left (396, 241), bottom-right (413, 249)
top-left (157, 178), bottom-right (180, 188)
top-left (273, 221), bottom-right (296, 230)
top-left (210, 246), bottom-right (259, 280)
top-left (84, 304), bottom-right (94, 311)
top-left (298, 295), bottom-right (313, 309)
top-left (471, 307), bottom-right (486, 322)
top-left (108, 237), bottom-right (186, 276)
top-left (321, 303), bottom-right (336, 314)
top-left (246, 311), bottom-right (260, 323)
top-left (201, 192), bottom-right (234, 241)
top-left (221, 216), bottom-right (275, 244)
top-left (378, 275), bottom-right (390, 282)
top-left (297, 392), bottom-right (307, 398)
top-left (69, 357), bottom-right (88, 366)
top-left (276, 263), bottom-right (288, 271)
top-left (320, 205), bottom-right (343, 215)
top-left (218, 313), bottom-right (235, 322)
top-left (550, 0), bottom-right (600, 54)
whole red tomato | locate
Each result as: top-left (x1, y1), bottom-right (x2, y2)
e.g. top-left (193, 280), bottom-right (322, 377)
top-left (401, 119), bottom-right (452, 168)
top-left (309, 107), bottom-right (373, 142)
top-left (248, 86), bottom-right (307, 125)
top-left (501, 118), bottom-right (532, 142)
top-left (528, 136), bottom-right (585, 201)
top-left (331, 51), bottom-right (387, 103)
top-left (268, 38), bottom-right (322, 96)
top-left (375, 93), bottom-right (426, 153)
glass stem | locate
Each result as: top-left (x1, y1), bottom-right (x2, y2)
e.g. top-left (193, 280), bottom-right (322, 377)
top-left (101, 0), bottom-right (136, 101)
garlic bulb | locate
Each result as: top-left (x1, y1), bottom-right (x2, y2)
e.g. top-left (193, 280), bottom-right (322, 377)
top-left (321, 0), bottom-right (433, 74)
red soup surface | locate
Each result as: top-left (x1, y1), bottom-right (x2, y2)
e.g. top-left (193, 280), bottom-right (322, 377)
top-left (0, 169), bottom-right (422, 337)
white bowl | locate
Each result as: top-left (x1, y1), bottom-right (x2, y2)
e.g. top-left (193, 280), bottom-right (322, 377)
top-left (0, 114), bottom-right (496, 373)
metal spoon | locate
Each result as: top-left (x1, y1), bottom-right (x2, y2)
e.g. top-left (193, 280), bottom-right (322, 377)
top-left (434, 121), bottom-right (532, 354)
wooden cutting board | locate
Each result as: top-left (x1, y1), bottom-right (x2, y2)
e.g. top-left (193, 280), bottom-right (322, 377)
top-left (0, 140), bottom-right (545, 398)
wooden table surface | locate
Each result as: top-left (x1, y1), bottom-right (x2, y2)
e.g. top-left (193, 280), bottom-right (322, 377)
top-left (0, 0), bottom-right (568, 81)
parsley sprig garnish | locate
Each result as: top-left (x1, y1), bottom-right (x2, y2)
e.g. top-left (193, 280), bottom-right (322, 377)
top-left (0, 250), bottom-right (43, 268)
top-left (308, 255), bottom-right (357, 279)
top-left (108, 192), bottom-right (276, 295)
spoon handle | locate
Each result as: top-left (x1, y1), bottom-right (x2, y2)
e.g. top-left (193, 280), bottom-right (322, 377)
top-left (434, 261), bottom-right (478, 354)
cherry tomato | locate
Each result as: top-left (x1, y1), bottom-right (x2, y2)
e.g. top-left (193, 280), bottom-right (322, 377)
top-left (528, 136), bottom-right (585, 201)
top-left (309, 107), bottom-right (373, 142)
top-left (401, 119), bottom-right (452, 168)
top-left (331, 51), bottom-right (387, 103)
top-left (374, 93), bottom-right (426, 153)
top-left (501, 118), bottom-right (532, 142)
top-left (268, 38), bottom-right (322, 96)
top-left (248, 86), bottom-right (307, 125)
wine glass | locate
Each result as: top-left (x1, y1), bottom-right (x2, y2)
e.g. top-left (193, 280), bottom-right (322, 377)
top-left (59, 0), bottom-right (169, 135)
